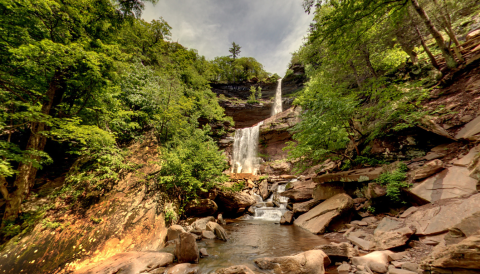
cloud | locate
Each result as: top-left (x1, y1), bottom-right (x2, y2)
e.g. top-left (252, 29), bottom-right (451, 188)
top-left (141, 0), bottom-right (313, 75)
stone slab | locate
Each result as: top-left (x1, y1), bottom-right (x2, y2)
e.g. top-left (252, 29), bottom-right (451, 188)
top-left (455, 115), bottom-right (480, 139)
top-left (312, 167), bottom-right (383, 184)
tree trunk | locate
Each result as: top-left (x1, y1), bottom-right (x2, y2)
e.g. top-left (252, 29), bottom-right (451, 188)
top-left (361, 45), bottom-right (377, 78)
top-left (2, 73), bottom-right (59, 224)
top-left (395, 32), bottom-right (418, 64)
top-left (410, 0), bottom-right (457, 69)
top-left (414, 25), bottom-right (440, 70)
top-left (349, 60), bottom-right (362, 88)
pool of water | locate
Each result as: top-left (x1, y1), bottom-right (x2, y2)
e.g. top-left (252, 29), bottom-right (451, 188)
top-left (162, 219), bottom-right (332, 273)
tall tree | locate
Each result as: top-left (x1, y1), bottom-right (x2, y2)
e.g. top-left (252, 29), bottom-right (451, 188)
top-left (229, 42), bottom-right (241, 60)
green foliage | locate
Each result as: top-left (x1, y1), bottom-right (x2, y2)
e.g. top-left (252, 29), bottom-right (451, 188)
top-left (158, 125), bottom-right (229, 204)
top-left (90, 217), bottom-right (103, 224)
top-left (221, 181), bottom-right (245, 192)
top-left (376, 163), bottom-right (410, 203)
top-left (367, 206), bottom-right (376, 213)
top-left (229, 42), bottom-right (241, 60)
top-left (164, 205), bottom-right (177, 224)
top-left (210, 56), bottom-right (270, 83)
top-left (247, 86), bottom-right (260, 104)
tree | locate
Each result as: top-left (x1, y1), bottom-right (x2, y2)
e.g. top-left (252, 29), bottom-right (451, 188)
top-left (229, 42), bottom-right (241, 60)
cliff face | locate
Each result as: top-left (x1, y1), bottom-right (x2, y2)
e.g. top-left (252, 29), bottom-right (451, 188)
top-left (0, 138), bottom-right (170, 274)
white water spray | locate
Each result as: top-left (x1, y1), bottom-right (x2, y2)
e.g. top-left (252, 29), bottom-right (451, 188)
top-left (251, 183), bottom-right (289, 221)
top-left (231, 122), bottom-right (263, 174)
top-left (271, 79), bottom-right (283, 116)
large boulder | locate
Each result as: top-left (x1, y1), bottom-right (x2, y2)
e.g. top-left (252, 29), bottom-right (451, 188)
top-left (259, 179), bottom-right (270, 200)
top-left (206, 221), bottom-right (228, 241)
top-left (315, 242), bottom-right (358, 259)
top-left (74, 252), bottom-right (174, 274)
top-left (167, 225), bottom-right (186, 242)
top-left (422, 235), bottom-right (480, 271)
top-left (373, 217), bottom-right (416, 250)
top-left (292, 199), bottom-right (321, 215)
top-left (312, 183), bottom-right (346, 201)
top-left (408, 166), bottom-right (479, 204)
top-left (294, 193), bottom-right (353, 234)
top-left (455, 115), bottom-right (480, 140)
top-left (215, 265), bottom-right (255, 274)
top-left (192, 216), bottom-right (215, 230)
top-left (216, 191), bottom-right (256, 215)
top-left (351, 251), bottom-right (393, 271)
top-left (445, 211), bottom-right (480, 245)
top-left (254, 250), bottom-right (330, 274)
top-left (175, 233), bottom-right (199, 264)
top-left (280, 211), bottom-right (294, 224)
top-left (405, 193), bottom-right (480, 236)
top-left (185, 199), bottom-right (218, 217)
top-left (280, 188), bottom-right (313, 202)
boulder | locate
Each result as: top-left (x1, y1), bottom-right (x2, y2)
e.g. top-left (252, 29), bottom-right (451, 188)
top-left (199, 248), bottom-right (208, 257)
top-left (167, 263), bottom-right (198, 274)
top-left (206, 221), bottom-right (228, 241)
top-left (294, 194), bottom-right (353, 234)
top-left (167, 225), bottom-right (186, 242)
top-left (259, 180), bottom-right (270, 200)
top-left (74, 252), bottom-right (175, 274)
top-left (312, 183), bottom-right (346, 201)
top-left (445, 211), bottom-right (480, 245)
top-left (292, 199), bottom-right (321, 215)
top-left (175, 233), bottom-right (199, 264)
top-left (422, 235), bottom-right (480, 270)
top-left (315, 242), bottom-right (358, 259)
top-left (216, 191), bottom-right (256, 215)
top-left (312, 167), bottom-right (383, 184)
top-left (254, 250), bottom-right (330, 274)
top-left (280, 188), bottom-right (313, 202)
top-left (408, 166), bottom-right (479, 204)
top-left (351, 251), bottom-right (393, 269)
top-left (214, 265), bottom-right (255, 274)
top-left (405, 193), bottom-right (480, 236)
top-left (413, 159), bottom-right (444, 181)
top-left (365, 183), bottom-right (386, 199)
top-left (280, 211), bottom-right (294, 225)
top-left (192, 216), bottom-right (215, 230)
top-left (373, 217), bottom-right (416, 250)
top-left (455, 115), bottom-right (480, 139)
top-left (202, 230), bottom-right (216, 239)
top-left (185, 199), bottom-right (218, 217)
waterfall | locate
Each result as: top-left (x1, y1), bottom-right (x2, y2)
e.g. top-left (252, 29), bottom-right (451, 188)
top-left (231, 122), bottom-right (263, 174)
top-left (271, 78), bottom-right (283, 116)
top-left (251, 183), bottom-right (288, 222)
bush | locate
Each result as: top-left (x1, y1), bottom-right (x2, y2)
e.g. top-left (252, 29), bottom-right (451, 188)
top-left (375, 163), bottom-right (410, 203)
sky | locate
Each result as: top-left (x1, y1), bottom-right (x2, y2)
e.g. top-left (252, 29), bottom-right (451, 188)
top-left (142, 0), bottom-right (314, 76)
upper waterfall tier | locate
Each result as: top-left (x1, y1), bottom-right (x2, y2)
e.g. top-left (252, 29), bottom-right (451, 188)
top-left (271, 79), bottom-right (283, 116)
top-left (231, 122), bottom-right (263, 174)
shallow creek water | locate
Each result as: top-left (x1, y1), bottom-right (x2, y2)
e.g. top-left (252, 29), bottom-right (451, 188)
top-left (161, 219), bottom-right (333, 273)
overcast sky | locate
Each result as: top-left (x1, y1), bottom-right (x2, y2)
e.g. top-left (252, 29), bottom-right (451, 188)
top-left (142, 0), bottom-right (313, 76)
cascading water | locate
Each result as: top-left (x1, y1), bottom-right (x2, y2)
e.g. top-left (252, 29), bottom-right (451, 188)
top-left (271, 78), bottom-right (283, 116)
top-left (251, 183), bottom-right (289, 221)
top-left (231, 122), bottom-right (263, 174)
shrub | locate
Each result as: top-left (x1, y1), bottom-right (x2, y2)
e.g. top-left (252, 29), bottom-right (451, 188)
top-left (376, 163), bottom-right (410, 203)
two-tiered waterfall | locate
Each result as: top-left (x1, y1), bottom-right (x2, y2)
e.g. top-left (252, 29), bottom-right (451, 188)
top-left (231, 79), bottom-right (282, 174)
top-left (271, 78), bottom-right (283, 116)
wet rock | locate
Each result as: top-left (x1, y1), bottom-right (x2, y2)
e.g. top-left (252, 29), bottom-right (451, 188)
top-left (265, 201), bottom-right (274, 207)
top-left (312, 183), bottom-right (346, 201)
top-left (388, 266), bottom-right (416, 274)
top-left (185, 199), bottom-right (218, 217)
top-left (254, 250), bottom-right (330, 274)
top-left (216, 191), bottom-right (256, 215)
top-left (74, 252), bottom-right (175, 274)
top-left (247, 206), bottom-right (255, 215)
top-left (280, 211), bottom-right (294, 224)
top-left (259, 180), bottom-right (270, 200)
top-left (405, 193), bottom-right (480, 236)
top-left (202, 230), bottom-right (216, 239)
top-left (315, 242), bottom-right (358, 259)
top-left (292, 199), bottom-right (321, 215)
top-left (373, 217), bottom-right (415, 250)
top-left (206, 221), bottom-right (228, 241)
top-left (351, 251), bottom-right (393, 270)
top-left (192, 216), bottom-right (215, 230)
top-left (413, 159), bottom-right (444, 181)
top-left (365, 183), bottom-right (386, 199)
top-left (167, 225), bottom-right (186, 241)
top-left (294, 193), bottom-right (353, 234)
top-left (217, 213), bottom-right (226, 225)
top-left (175, 233), bottom-right (199, 264)
top-left (214, 265), bottom-right (255, 274)
top-left (199, 248), bottom-right (208, 257)
top-left (312, 167), bottom-right (383, 184)
top-left (167, 263), bottom-right (198, 274)
top-left (408, 166), bottom-right (479, 204)
top-left (422, 234), bottom-right (480, 270)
